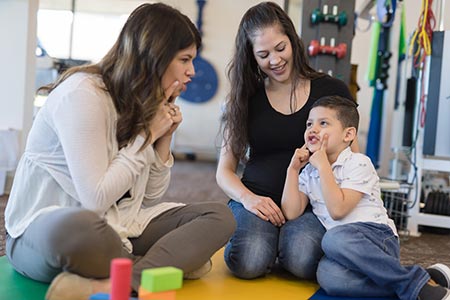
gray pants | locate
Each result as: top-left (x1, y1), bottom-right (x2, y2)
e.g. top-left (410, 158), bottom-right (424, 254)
top-left (6, 202), bottom-right (236, 291)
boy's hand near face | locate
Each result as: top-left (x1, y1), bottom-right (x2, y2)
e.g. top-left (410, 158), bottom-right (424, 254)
top-left (288, 144), bottom-right (310, 172)
top-left (282, 144), bottom-right (310, 220)
top-left (309, 134), bottom-right (331, 171)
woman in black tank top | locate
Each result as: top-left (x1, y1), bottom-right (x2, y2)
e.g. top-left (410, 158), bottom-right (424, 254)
top-left (217, 2), bottom-right (354, 280)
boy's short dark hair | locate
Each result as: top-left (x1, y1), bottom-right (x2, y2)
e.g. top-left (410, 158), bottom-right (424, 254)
top-left (311, 96), bottom-right (359, 131)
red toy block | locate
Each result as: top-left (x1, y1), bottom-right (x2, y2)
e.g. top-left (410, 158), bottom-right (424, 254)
top-left (111, 258), bottom-right (133, 300)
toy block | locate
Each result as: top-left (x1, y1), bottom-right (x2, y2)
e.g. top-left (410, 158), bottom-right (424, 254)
top-left (140, 267), bottom-right (183, 293)
top-left (89, 258), bottom-right (134, 300)
top-left (138, 287), bottom-right (176, 300)
top-left (111, 258), bottom-right (133, 300)
top-left (89, 293), bottom-right (138, 300)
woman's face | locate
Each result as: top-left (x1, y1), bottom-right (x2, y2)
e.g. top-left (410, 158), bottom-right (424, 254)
top-left (161, 44), bottom-right (197, 98)
top-left (251, 25), bottom-right (293, 85)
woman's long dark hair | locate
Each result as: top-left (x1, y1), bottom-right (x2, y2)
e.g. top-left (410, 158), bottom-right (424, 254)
top-left (39, 3), bottom-right (201, 149)
top-left (221, 1), bottom-right (322, 161)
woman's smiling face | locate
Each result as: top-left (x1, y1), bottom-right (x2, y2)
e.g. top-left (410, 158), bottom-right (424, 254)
top-left (251, 24), bottom-right (294, 85)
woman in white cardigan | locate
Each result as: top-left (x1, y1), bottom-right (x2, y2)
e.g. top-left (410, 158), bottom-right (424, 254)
top-left (5, 3), bottom-right (235, 300)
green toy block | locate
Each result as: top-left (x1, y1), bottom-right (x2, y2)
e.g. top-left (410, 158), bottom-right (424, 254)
top-left (140, 267), bottom-right (183, 293)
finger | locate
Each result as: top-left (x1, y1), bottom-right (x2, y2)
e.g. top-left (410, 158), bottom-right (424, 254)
top-left (169, 103), bottom-right (180, 111)
top-left (164, 81), bottom-right (180, 102)
top-left (269, 202), bottom-right (286, 224)
top-left (260, 203), bottom-right (284, 226)
top-left (162, 104), bottom-right (173, 118)
top-left (265, 209), bottom-right (281, 225)
top-left (302, 143), bottom-right (313, 155)
top-left (170, 105), bottom-right (180, 116)
top-left (299, 151), bottom-right (309, 163)
top-left (298, 148), bottom-right (309, 160)
top-left (296, 147), bottom-right (308, 157)
top-left (171, 113), bottom-right (182, 124)
top-left (252, 209), bottom-right (269, 222)
top-left (321, 134), bottom-right (328, 151)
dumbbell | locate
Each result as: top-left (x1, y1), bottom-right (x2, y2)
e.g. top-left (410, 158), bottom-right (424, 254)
top-left (311, 5), bottom-right (348, 27)
top-left (308, 38), bottom-right (347, 59)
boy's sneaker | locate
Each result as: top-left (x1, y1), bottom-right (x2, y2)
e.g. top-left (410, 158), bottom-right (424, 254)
top-left (428, 264), bottom-right (450, 288)
top-left (418, 279), bottom-right (450, 300)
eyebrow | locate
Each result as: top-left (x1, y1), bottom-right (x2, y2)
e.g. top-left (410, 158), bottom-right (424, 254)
top-left (308, 117), bottom-right (331, 122)
top-left (255, 41), bottom-right (286, 54)
top-left (180, 54), bottom-right (194, 59)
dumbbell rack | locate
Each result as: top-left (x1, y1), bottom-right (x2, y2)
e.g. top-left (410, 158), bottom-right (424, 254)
top-left (300, 0), bottom-right (355, 85)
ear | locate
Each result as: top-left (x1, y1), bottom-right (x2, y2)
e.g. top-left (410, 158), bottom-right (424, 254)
top-left (343, 127), bottom-right (357, 143)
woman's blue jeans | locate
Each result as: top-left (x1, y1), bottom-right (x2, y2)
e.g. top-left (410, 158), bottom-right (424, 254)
top-left (224, 200), bottom-right (325, 279)
top-left (317, 222), bottom-right (430, 300)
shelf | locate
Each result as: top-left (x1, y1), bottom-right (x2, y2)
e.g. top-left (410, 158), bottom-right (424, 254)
top-left (422, 157), bottom-right (450, 172)
top-left (407, 157), bottom-right (450, 236)
top-left (413, 213), bottom-right (450, 229)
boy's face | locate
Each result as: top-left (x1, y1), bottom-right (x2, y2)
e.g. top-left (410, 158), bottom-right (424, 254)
top-left (305, 106), bottom-right (355, 155)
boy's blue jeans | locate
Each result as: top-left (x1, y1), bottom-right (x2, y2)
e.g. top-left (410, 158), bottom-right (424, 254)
top-left (317, 222), bottom-right (430, 300)
top-left (224, 200), bottom-right (325, 279)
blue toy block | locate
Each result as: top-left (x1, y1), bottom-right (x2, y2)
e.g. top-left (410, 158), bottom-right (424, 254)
top-left (89, 292), bottom-right (138, 300)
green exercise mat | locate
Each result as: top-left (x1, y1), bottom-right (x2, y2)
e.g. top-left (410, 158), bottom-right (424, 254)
top-left (0, 256), bottom-right (49, 300)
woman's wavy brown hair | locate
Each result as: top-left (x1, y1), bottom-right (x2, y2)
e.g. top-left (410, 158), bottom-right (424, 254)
top-left (221, 1), bottom-right (322, 162)
top-left (38, 3), bottom-right (201, 149)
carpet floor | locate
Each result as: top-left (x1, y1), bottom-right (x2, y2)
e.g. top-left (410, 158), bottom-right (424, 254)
top-left (1, 159), bottom-right (450, 267)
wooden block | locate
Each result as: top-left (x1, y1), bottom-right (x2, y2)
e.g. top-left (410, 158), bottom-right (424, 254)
top-left (138, 287), bottom-right (176, 300)
top-left (140, 267), bottom-right (182, 293)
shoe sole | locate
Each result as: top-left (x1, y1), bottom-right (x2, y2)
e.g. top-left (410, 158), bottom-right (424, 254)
top-left (428, 263), bottom-right (450, 289)
top-left (443, 289), bottom-right (450, 300)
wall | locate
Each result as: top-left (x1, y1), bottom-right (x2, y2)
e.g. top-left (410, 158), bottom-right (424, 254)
top-left (0, 0), bottom-right (37, 141)
top-left (165, 0), bottom-right (285, 159)
top-left (0, 0), bottom-right (38, 193)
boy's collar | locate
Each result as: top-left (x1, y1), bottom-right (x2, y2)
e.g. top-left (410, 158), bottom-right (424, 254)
top-left (308, 147), bottom-right (353, 174)
top-left (331, 146), bottom-right (353, 168)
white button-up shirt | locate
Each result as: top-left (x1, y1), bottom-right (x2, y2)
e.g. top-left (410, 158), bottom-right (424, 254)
top-left (299, 147), bottom-right (397, 235)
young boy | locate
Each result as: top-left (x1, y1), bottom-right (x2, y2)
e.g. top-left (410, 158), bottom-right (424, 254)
top-left (281, 96), bottom-right (450, 300)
